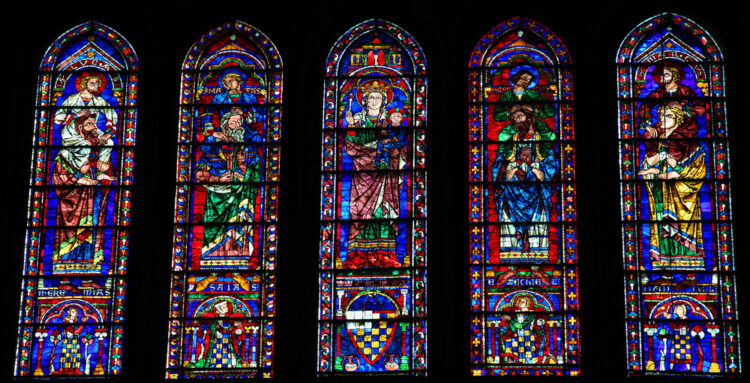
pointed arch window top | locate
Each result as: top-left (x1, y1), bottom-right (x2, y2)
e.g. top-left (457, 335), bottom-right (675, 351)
top-left (616, 13), bottom-right (739, 377)
top-left (167, 21), bottom-right (282, 379)
top-left (468, 18), bottom-right (579, 376)
top-left (15, 22), bottom-right (138, 378)
top-left (470, 17), bottom-right (570, 68)
top-left (42, 22), bottom-right (138, 71)
top-left (182, 21), bottom-right (281, 71)
top-left (317, 19), bottom-right (427, 376)
top-left (325, 19), bottom-right (426, 77)
top-left (617, 13), bottom-right (722, 64)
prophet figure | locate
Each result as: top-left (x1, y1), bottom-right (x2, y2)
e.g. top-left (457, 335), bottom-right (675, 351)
top-left (638, 102), bottom-right (706, 289)
top-left (491, 105), bottom-right (556, 261)
top-left (51, 110), bottom-right (113, 292)
top-left (53, 69), bottom-right (117, 179)
top-left (196, 107), bottom-right (263, 267)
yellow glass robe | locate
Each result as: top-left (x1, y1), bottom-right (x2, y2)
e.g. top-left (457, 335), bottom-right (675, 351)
top-left (643, 141), bottom-right (706, 269)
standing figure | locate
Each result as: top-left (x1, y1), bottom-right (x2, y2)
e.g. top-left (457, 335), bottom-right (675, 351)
top-left (342, 80), bottom-right (406, 268)
top-left (638, 102), bottom-right (706, 288)
top-left (492, 105), bottom-right (556, 261)
top-left (51, 110), bottom-right (113, 291)
top-left (196, 107), bottom-right (263, 264)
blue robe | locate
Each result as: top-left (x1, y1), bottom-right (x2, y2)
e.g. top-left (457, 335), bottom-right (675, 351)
top-left (201, 91), bottom-right (265, 131)
top-left (491, 132), bottom-right (556, 257)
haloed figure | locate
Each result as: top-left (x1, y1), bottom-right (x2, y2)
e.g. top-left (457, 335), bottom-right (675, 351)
top-left (213, 69), bottom-right (260, 105)
top-left (342, 80), bottom-right (407, 268)
top-left (639, 102), bottom-right (706, 289)
top-left (492, 105), bottom-right (556, 260)
top-left (52, 110), bottom-right (114, 291)
top-left (197, 107), bottom-right (263, 263)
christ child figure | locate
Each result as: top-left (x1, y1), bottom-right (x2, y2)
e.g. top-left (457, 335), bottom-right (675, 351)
top-left (373, 107), bottom-right (407, 169)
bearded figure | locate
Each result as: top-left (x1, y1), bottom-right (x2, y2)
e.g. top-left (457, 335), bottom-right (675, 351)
top-left (491, 105), bottom-right (557, 261)
top-left (51, 110), bottom-right (113, 290)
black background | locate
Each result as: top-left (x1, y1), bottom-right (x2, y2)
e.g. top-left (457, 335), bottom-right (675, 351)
top-left (2, 1), bottom-right (749, 382)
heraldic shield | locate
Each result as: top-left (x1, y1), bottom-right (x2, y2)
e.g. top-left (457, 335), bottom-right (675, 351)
top-left (347, 321), bottom-right (398, 364)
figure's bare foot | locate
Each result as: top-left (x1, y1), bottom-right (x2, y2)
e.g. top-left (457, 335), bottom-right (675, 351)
top-left (368, 255), bottom-right (378, 266)
top-left (228, 239), bottom-right (241, 251)
top-left (76, 177), bottom-right (98, 186)
top-left (97, 173), bottom-right (116, 181)
top-left (379, 255), bottom-right (401, 268)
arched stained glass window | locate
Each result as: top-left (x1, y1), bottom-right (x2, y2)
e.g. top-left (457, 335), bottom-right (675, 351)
top-left (617, 13), bottom-right (740, 377)
top-left (468, 18), bottom-right (579, 376)
top-left (317, 19), bottom-right (427, 376)
top-left (14, 22), bottom-right (138, 378)
top-left (166, 21), bottom-right (282, 379)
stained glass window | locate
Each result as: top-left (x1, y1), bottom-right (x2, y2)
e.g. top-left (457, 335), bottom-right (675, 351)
top-left (317, 19), bottom-right (427, 376)
top-left (13, 22), bottom-right (138, 378)
top-left (468, 18), bottom-right (579, 376)
top-left (165, 21), bottom-right (282, 379)
top-left (617, 13), bottom-right (741, 377)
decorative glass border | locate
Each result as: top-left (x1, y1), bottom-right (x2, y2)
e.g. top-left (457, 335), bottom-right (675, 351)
top-left (468, 17), bottom-right (579, 377)
top-left (616, 13), bottom-right (740, 377)
top-left (14, 21), bottom-right (138, 378)
top-left (166, 21), bottom-right (282, 379)
top-left (318, 19), bottom-right (428, 376)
